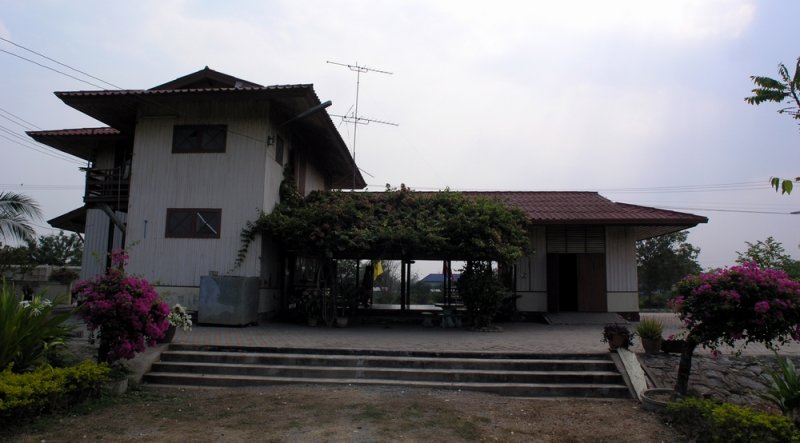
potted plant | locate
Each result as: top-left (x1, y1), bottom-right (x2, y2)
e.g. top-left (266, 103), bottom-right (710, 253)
top-left (163, 303), bottom-right (192, 343)
top-left (636, 318), bottom-right (664, 353)
top-left (601, 323), bottom-right (634, 351)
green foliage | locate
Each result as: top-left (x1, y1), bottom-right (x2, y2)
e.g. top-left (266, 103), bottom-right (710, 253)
top-left (456, 261), bottom-right (508, 328)
top-left (745, 58), bottom-right (800, 195)
top-left (761, 353), bottom-right (800, 418)
top-left (0, 280), bottom-right (74, 372)
top-left (238, 186), bottom-right (531, 266)
top-left (736, 236), bottom-right (800, 280)
top-left (26, 231), bottom-right (83, 266)
top-left (0, 361), bottom-right (110, 424)
top-left (636, 231), bottom-right (701, 298)
top-left (635, 318), bottom-right (664, 340)
top-left (666, 397), bottom-right (800, 443)
top-left (0, 192), bottom-right (42, 243)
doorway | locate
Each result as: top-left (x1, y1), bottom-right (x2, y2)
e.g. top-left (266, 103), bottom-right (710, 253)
top-left (547, 253), bottom-right (607, 312)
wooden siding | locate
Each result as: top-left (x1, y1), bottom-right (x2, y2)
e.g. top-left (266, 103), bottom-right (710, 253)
top-left (125, 101), bottom-right (271, 286)
top-left (605, 226), bottom-right (638, 293)
top-left (515, 226), bottom-right (547, 311)
top-left (80, 208), bottom-right (110, 280)
top-left (605, 226), bottom-right (639, 312)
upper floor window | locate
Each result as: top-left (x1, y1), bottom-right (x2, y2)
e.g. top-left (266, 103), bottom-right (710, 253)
top-left (165, 208), bottom-right (221, 238)
top-left (172, 125), bottom-right (227, 153)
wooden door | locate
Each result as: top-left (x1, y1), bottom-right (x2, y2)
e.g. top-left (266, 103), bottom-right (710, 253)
top-left (577, 253), bottom-right (607, 312)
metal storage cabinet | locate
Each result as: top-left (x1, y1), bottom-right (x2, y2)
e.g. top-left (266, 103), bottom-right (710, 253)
top-left (198, 276), bottom-right (259, 326)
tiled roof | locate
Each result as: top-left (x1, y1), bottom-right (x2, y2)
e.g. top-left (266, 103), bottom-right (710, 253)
top-left (27, 127), bottom-right (120, 137)
top-left (54, 84), bottom-right (311, 98)
top-left (461, 191), bottom-right (708, 225)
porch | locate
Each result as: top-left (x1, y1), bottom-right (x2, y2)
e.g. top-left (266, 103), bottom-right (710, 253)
top-left (167, 313), bottom-right (800, 356)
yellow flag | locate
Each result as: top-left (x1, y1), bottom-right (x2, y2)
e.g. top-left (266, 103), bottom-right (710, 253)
top-left (373, 260), bottom-right (384, 281)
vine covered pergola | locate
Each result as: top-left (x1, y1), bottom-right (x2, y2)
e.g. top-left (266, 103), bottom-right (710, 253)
top-left (237, 185), bottom-right (532, 318)
top-left (239, 185), bottom-right (531, 264)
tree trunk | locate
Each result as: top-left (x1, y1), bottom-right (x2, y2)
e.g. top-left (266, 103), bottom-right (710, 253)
top-left (98, 338), bottom-right (111, 364)
top-left (674, 335), bottom-right (699, 395)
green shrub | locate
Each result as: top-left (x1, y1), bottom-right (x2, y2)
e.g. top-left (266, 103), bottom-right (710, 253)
top-left (456, 261), bottom-right (508, 328)
top-left (635, 318), bottom-right (664, 340)
top-left (0, 279), bottom-right (74, 371)
top-left (762, 353), bottom-right (800, 421)
top-left (667, 397), bottom-right (800, 443)
top-left (0, 361), bottom-right (109, 424)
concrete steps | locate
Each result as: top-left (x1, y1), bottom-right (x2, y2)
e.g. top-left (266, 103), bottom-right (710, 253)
top-left (144, 344), bottom-right (631, 398)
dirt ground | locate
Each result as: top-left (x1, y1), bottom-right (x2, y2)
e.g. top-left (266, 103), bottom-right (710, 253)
top-left (3, 384), bottom-right (681, 443)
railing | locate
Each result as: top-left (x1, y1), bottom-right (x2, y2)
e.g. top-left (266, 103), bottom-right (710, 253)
top-left (83, 167), bottom-right (129, 210)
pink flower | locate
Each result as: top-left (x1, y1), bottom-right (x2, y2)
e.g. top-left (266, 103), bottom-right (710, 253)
top-left (754, 301), bottom-right (770, 314)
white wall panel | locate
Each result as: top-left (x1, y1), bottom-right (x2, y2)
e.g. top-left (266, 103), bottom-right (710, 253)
top-left (125, 101), bottom-right (270, 286)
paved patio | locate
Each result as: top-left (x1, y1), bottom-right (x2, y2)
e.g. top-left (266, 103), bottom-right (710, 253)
top-left (171, 312), bottom-right (800, 356)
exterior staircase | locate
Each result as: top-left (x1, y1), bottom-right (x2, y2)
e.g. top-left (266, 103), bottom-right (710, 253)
top-left (144, 344), bottom-right (632, 398)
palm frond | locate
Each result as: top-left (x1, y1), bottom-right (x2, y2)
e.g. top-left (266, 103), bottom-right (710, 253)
top-left (0, 192), bottom-right (42, 242)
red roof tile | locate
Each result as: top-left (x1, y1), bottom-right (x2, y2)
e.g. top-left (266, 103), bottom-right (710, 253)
top-left (461, 191), bottom-right (708, 225)
top-left (27, 127), bottom-right (120, 137)
top-left (54, 84), bottom-right (311, 98)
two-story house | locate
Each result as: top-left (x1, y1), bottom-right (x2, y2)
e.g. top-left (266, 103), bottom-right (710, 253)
top-left (31, 68), bottom-right (706, 320)
top-left (30, 67), bottom-right (365, 316)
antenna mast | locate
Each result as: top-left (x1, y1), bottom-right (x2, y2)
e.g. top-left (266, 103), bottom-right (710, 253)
top-left (327, 60), bottom-right (397, 190)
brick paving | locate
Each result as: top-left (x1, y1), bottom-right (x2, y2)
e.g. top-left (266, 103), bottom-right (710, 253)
top-left (172, 313), bottom-right (800, 356)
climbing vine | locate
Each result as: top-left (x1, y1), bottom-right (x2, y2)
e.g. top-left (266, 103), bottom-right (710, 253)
top-left (237, 183), bottom-right (531, 266)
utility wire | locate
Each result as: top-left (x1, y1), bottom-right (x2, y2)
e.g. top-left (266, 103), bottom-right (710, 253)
top-left (0, 132), bottom-right (84, 165)
top-left (0, 107), bottom-right (41, 130)
top-left (0, 37), bottom-right (121, 89)
top-left (0, 48), bottom-right (108, 89)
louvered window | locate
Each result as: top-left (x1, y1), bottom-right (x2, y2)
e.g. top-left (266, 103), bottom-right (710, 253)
top-left (547, 226), bottom-right (605, 253)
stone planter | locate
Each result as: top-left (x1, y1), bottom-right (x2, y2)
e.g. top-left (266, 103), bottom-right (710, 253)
top-left (105, 377), bottom-right (128, 396)
top-left (336, 317), bottom-right (349, 328)
top-left (641, 337), bottom-right (663, 354)
top-left (160, 324), bottom-right (177, 344)
top-left (640, 388), bottom-right (675, 412)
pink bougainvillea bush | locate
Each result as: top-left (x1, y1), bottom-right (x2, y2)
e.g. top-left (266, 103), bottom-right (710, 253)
top-left (672, 262), bottom-right (800, 394)
top-left (72, 249), bottom-right (169, 362)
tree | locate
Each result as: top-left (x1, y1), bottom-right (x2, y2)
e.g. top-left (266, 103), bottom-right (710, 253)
top-left (26, 231), bottom-right (83, 266)
top-left (745, 57), bottom-right (800, 194)
top-left (636, 231), bottom-right (701, 303)
top-left (0, 192), bottom-right (42, 243)
top-left (672, 263), bottom-right (800, 395)
top-left (736, 236), bottom-right (800, 279)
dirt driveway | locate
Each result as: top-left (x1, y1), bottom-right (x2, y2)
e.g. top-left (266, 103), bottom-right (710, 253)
top-left (5, 384), bottom-right (680, 442)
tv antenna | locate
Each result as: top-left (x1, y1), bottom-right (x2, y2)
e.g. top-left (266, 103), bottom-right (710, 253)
top-left (327, 60), bottom-right (398, 190)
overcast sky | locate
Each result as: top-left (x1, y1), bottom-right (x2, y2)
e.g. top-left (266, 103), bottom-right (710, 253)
top-left (1, 0), bottom-right (798, 270)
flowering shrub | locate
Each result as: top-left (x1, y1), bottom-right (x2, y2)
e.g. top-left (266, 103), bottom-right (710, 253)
top-left (72, 249), bottom-right (169, 362)
top-left (167, 304), bottom-right (192, 331)
top-left (672, 262), bottom-right (800, 394)
top-left (673, 262), bottom-right (800, 351)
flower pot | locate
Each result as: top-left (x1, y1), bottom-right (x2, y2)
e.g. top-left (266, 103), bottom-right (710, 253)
top-left (661, 339), bottom-right (686, 354)
top-left (307, 317), bottom-right (318, 327)
top-left (640, 388), bottom-right (675, 412)
top-left (641, 337), bottom-right (663, 354)
top-left (160, 324), bottom-right (177, 344)
top-left (336, 317), bottom-right (349, 328)
top-left (607, 333), bottom-right (629, 351)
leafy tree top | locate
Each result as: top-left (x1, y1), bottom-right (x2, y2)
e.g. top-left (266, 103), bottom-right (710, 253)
top-left (238, 185), bottom-right (531, 265)
top-left (736, 236), bottom-right (800, 280)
